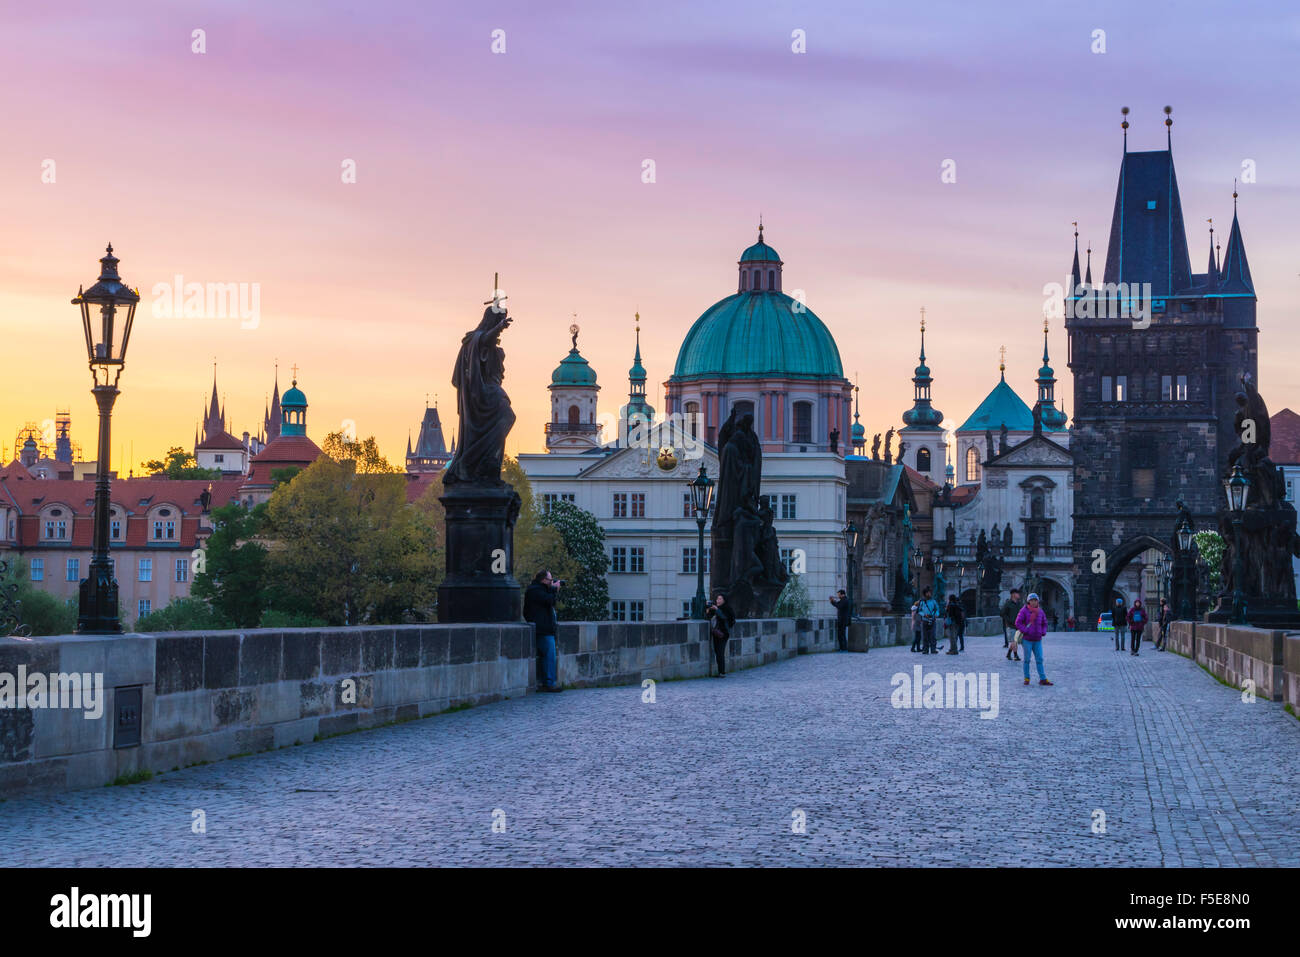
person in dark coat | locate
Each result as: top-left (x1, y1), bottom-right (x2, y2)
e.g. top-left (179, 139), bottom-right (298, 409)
top-left (1001, 589), bottom-right (1023, 660)
top-left (829, 589), bottom-right (852, 651)
top-left (1156, 598), bottom-right (1171, 651)
top-left (705, 592), bottom-right (737, 677)
top-left (1112, 596), bottom-right (1128, 651)
top-left (944, 594), bottom-right (966, 654)
top-left (1127, 599), bottom-right (1147, 656)
top-left (523, 570), bottom-right (563, 692)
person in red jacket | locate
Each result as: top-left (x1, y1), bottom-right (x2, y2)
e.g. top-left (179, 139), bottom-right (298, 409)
top-left (1127, 599), bottom-right (1148, 656)
top-left (1014, 592), bottom-right (1053, 686)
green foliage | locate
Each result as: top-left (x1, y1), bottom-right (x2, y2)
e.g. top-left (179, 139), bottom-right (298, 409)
top-left (134, 596), bottom-right (222, 632)
top-left (108, 769), bottom-right (154, 786)
top-left (143, 446), bottom-right (221, 480)
top-left (322, 431), bottom-right (400, 474)
top-left (502, 458), bottom-right (576, 599)
top-left (538, 499), bottom-right (609, 621)
top-left (191, 503), bottom-right (269, 628)
top-left (1194, 530), bottom-right (1225, 593)
top-left (258, 608), bottom-right (328, 628)
top-left (0, 557), bottom-right (77, 636)
top-left (269, 466), bottom-right (302, 487)
top-left (774, 573), bottom-right (813, 618)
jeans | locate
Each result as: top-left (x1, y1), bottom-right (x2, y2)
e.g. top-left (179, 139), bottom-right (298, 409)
top-left (836, 622), bottom-right (848, 651)
top-left (1115, 628), bottom-right (1126, 651)
top-left (1022, 639), bottom-right (1046, 681)
top-left (1131, 629), bottom-right (1142, 654)
top-left (956, 624), bottom-right (965, 652)
top-left (911, 628), bottom-right (922, 652)
top-left (537, 633), bottom-right (557, 689)
top-left (922, 620), bottom-right (937, 654)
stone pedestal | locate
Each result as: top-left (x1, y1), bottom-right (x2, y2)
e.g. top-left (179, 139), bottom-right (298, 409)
top-left (437, 484), bottom-right (521, 623)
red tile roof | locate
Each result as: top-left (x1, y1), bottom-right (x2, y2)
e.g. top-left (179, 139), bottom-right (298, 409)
top-left (404, 472), bottom-right (440, 504)
top-left (1271, 409), bottom-right (1300, 465)
top-left (244, 435), bottom-right (323, 487)
top-left (195, 429), bottom-right (246, 451)
top-left (903, 465), bottom-right (942, 492)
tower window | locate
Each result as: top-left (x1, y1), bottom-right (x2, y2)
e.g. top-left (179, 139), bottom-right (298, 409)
top-left (1115, 375), bottom-right (1128, 401)
top-left (568, 404), bottom-right (580, 425)
top-left (916, 447), bottom-right (931, 472)
top-left (1146, 200), bottom-right (1157, 210)
top-left (1176, 375), bottom-right (1187, 401)
top-left (1101, 376), bottom-right (1113, 401)
top-left (792, 402), bottom-right (813, 444)
top-left (754, 269), bottom-right (762, 289)
top-left (966, 446), bottom-right (980, 483)
top-left (768, 269), bottom-right (775, 289)
top-left (740, 271), bottom-right (747, 290)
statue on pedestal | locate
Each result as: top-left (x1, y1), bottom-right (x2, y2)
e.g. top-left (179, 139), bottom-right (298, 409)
top-left (871, 433), bottom-right (881, 460)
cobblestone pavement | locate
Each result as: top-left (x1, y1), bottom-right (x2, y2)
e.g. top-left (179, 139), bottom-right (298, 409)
top-left (4, 633), bottom-right (1299, 866)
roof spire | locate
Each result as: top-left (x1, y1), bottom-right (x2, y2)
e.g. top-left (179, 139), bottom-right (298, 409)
top-left (918, 307), bottom-right (927, 362)
top-left (1085, 241), bottom-right (1093, 285)
top-left (757, 214), bottom-right (764, 244)
top-left (1042, 317), bottom-right (1050, 365)
top-left (1206, 218), bottom-right (1218, 285)
top-left (1070, 223), bottom-right (1081, 288)
top-left (1120, 105), bottom-right (1129, 152)
top-left (999, 344), bottom-right (1006, 381)
top-left (1164, 104), bottom-right (1173, 149)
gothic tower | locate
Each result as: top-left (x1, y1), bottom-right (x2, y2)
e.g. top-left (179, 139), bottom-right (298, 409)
top-left (546, 323), bottom-right (601, 453)
top-left (899, 310), bottom-right (946, 477)
top-left (1067, 109), bottom-right (1258, 626)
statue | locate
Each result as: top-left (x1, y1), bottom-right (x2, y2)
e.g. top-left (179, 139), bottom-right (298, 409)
top-left (976, 529), bottom-right (988, 562)
top-left (933, 563), bottom-right (946, 603)
top-left (199, 484), bottom-right (213, 513)
top-left (1032, 401), bottom-right (1043, 434)
top-left (945, 522), bottom-right (956, 547)
top-left (871, 433), bottom-right (881, 460)
top-left (445, 303), bottom-right (516, 486)
top-left (438, 285), bottom-right (523, 622)
top-left (998, 422), bottom-right (1009, 455)
top-left (896, 440), bottom-right (907, 465)
top-left (712, 409), bottom-right (783, 617)
top-left (984, 429), bottom-right (995, 462)
top-left (884, 427), bottom-right (895, 464)
top-left (829, 428), bottom-right (840, 455)
top-left (1003, 523), bottom-right (1013, 548)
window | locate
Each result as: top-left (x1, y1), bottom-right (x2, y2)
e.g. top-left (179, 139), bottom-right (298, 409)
top-left (792, 402), bottom-right (813, 444)
top-left (768, 269), bottom-right (775, 290)
top-left (30, 558), bottom-right (43, 581)
top-left (1288, 479), bottom-right (1295, 502)
top-left (612, 493), bottom-right (628, 518)
top-left (1132, 468), bottom-right (1156, 499)
top-left (732, 399), bottom-right (754, 418)
top-left (610, 547), bottom-right (627, 573)
top-left (1176, 375), bottom-right (1187, 401)
top-left (629, 547), bottom-right (645, 573)
top-left (541, 493), bottom-right (574, 514)
top-left (153, 520), bottom-right (175, 540)
top-left (702, 547), bottom-right (711, 574)
top-left (740, 271), bottom-right (747, 290)
top-left (138, 598), bottom-right (152, 619)
top-left (610, 600), bottom-right (627, 621)
top-left (138, 558), bottom-right (153, 582)
top-left (682, 547), bottom-right (698, 574)
top-left (628, 600), bottom-right (646, 622)
top-left (1031, 489), bottom-right (1045, 519)
top-left (630, 492), bottom-right (645, 518)
top-left (215, 454), bottom-right (224, 463)
top-left (682, 492), bottom-right (693, 518)
top-left (110, 518), bottom-right (122, 540)
top-left (1101, 376), bottom-right (1113, 401)
top-left (1146, 200), bottom-right (1157, 210)
top-left (66, 558), bottom-right (79, 581)
top-left (1115, 375), bottom-right (1128, 402)
top-left (45, 519), bottom-right (67, 540)
top-left (568, 405), bottom-right (580, 426)
top-left (916, 447), bottom-right (931, 472)
top-left (780, 494), bottom-right (797, 520)
top-left (1161, 375), bottom-right (1172, 401)
top-left (175, 558), bottom-right (190, 583)
top-left (753, 269), bottom-right (762, 289)
top-left (966, 446), bottom-right (980, 482)
top-left (780, 548), bottom-right (795, 574)
top-left (682, 600), bottom-right (693, 618)
top-left (685, 402), bottom-right (700, 439)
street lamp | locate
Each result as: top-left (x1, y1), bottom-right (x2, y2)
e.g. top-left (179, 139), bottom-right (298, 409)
top-left (843, 522), bottom-right (860, 616)
top-left (73, 244), bottom-right (139, 634)
top-left (1223, 465), bottom-right (1250, 625)
top-left (912, 546), bottom-right (924, 598)
top-left (688, 464), bottom-right (715, 619)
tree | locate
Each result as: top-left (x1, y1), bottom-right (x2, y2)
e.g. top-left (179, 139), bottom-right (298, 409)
top-left (143, 447), bottom-right (221, 480)
top-left (502, 458), bottom-right (575, 596)
top-left (270, 466), bottom-right (302, 487)
top-left (1194, 530), bottom-right (1225, 594)
top-left (774, 573), bottom-right (813, 618)
top-left (191, 503), bottom-right (270, 627)
top-left (135, 596), bottom-right (222, 632)
top-left (264, 456), bottom-right (436, 625)
top-left (0, 557), bottom-right (77, 636)
top-left (538, 499), bottom-right (609, 621)
top-left (322, 431), bottom-right (399, 474)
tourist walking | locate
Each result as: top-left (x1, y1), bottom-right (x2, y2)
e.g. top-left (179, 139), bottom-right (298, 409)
top-left (1001, 588), bottom-right (1023, 660)
top-left (910, 602), bottom-right (922, 652)
top-left (944, 595), bottom-right (966, 655)
top-left (830, 589), bottom-right (852, 652)
top-left (1127, 599), bottom-right (1147, 656)
top-left (1014, 592), bottom-right (1052, 686)
top-left (1156, 598), bottom-right (1171, 652)
top-left (523, 570), bottom-right (563, 693)
top-left (1112, 596), bottom-right (1128, 651)
top-left (705, 592), bottom-right (736, 677)
top-left (918, 587), bottom-right (941, 655)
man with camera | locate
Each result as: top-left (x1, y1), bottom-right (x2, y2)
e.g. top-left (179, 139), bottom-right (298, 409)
top-left (524, 569), bottom-right (564, 693)
top-left (705, 592), bottom-right (737, 677)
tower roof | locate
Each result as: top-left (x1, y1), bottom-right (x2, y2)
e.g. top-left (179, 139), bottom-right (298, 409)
top-left (1218, 205), bottom-right (1254, 294)
top-left (1102, 148), bottom-right (1193, 296)
top-left (739, 223), bottom-right (781, 263)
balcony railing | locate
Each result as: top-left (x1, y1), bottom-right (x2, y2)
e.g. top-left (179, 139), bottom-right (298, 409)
top-left (936, 544), bottom-right (1073, 562)
top-left (545, 422), bottom-right (602, 434)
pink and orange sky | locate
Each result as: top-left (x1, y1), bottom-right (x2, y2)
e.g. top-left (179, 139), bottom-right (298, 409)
top-left (3, 0), bottom-right (1299, 471)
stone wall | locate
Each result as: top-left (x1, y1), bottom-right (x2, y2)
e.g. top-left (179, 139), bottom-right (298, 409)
top-left (846, 614), bottom-right (1001, 650)
top-left (1168, 621), bottom-right (1294, 702)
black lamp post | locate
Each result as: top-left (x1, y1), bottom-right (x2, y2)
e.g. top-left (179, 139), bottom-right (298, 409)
top-left (1224, 465), bottom-right (1250, 625)
top-left (73, 244), bottom-right (139, 634)
top-left (688, 464), bottom-right (715, 619)
top-left (1175, 516), bottom-right (1195, 620)
top-left (843, 522), bottom-right (860, 616)
top-left (974, 559), bottom-right (984, 617)
top-left (912, 546), bottom-right (924, 598)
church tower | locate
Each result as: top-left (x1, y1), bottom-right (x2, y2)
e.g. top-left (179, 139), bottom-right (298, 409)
top-left (621, 314), bottom-right (655, 434)
top-left (1067, 108), bottom-right (1258, 625)
top-left (899, 309), bottom-right (946, 477)
top-left (546, 323), bottom-right (601, 453)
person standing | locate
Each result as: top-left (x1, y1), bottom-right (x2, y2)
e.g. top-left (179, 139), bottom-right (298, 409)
top-left (830, 589), bottom-right (852, 652)
top-left (1014, 592), bottom-right (1052, 686)
top-left (1001, 589), bottom-right (1023, 661)
top-left (918, 587), bottom-right (941, 655)
top-left (910, 602), bottom-right (922, 653)
top-left (523, 570), bottom-right (563, 693)
top-left (1156, 598), bottom-right (1171, 652)
top-left (1112, 596), bottom-right (1128, 651)
top-left (705, 592), bottom-right (737, 677)
top-left (1127, 598), bottom-right (1147, 656)
top-left (945, 595), bottom-right (966, 655)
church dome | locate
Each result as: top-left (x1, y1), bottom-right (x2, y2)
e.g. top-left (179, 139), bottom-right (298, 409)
top-left (281, 382), bottom-right (307, 408)
top-left (851, 420), bottom-right (866, 442)
top-left (740, 239), bottom-right (781, 263)
top-left (957, 377), bottom-right (1035, 433)
top-left (673, 293), bottom-right (843, 380)
top-left (551, 349), bottom-right (597, 387)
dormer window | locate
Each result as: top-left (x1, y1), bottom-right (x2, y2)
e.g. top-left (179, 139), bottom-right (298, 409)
top-left (1146, 200), bottom-right (1157, 210)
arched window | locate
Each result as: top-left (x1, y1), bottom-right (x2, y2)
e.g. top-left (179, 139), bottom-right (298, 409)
top-left (754, 269), bottom-right (762, 289)
top-left (768, 269), bottom-right (775, 290)
top-left (732, 399), bottom-right (755, 418)
top-left (966, 445), bottom-right (980, 482)
top-left (568, 404), bottom-right (580, 426)
top-left (916, 447), bottom-right (931, 472)
top-left (740, 271), bottom-right (747, 290)
top-left (685, 401), bottom-right (700, 438)
top-left (792, 401), bottom-right (813, 444)
top-left (1031, 488), bottom-right (1045, 518)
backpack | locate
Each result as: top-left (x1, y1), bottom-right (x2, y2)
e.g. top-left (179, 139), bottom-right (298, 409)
top-left (1132, 609), bottom-right (1145, 626)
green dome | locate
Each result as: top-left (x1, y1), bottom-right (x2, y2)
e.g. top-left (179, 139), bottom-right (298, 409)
top-left (551, 349), bottom-right (597, 387)
top-left (740, 240), bottom-right (781, 263)
top-left (851, 421), bottom-right (866, 441)
top-left (282, 383), bottom-right (307, 408)
top-left (672, 292), bottom-right (844, 380)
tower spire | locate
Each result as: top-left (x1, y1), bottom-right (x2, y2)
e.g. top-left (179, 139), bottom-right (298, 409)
top-left (1085, 241), bottom-right (1093, 285)
top-left (999, 345), bottom-right (1006, 381)
top-left (1070, 223), bottom-right (1081, 289)
top-left (1121, 105), bottom-right (1129, 152)
top-left (1164, 104), bottom-right (1173, 149)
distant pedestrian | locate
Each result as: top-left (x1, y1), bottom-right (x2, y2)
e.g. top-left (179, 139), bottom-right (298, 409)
top-left (1066, 614), bottom-right (1077, 632)
top-left (1127, 599), bottom-right (1147, 656)
top-left (830, 589), bottom-right (852, 652)
top-left (1001, 589), bottom-right (1023, 660)
top-left (705, 592), bottom-right (736, 677)
top-left (1112, 596), bottom-right (1128, 651)
top-left (944, 595), bottom-right (965, 655)
top-left (918, 587), bottom-right (941, 655)
top-left (523, 569), bottom-right (563, 693)
top-left (1156, 598), bottom-right (1171, 652)
top-left (1014, 592), bottom-right (1052, 686)
top-left (910, 603), bottom-right (922, 652)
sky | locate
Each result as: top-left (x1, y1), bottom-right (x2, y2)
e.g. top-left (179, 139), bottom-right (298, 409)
top-left (2, 0), bottom-right (1299, 471)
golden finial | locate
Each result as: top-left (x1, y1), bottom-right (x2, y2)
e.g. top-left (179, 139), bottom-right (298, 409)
top-left (999, 345), bottom-right (1006, 372)
top-left (1072, 220), bottom-right (1078, 237)
top-left (1043, 317), bottom-right (1049, 333)
top-left (634, 310), bottom-right (640, 333)
top-left (919, 305), bottom-right (926, 331)
top-left (1120, 105), bottom-right (1129, 130)
top-left (1164, 105), bottom-right (1172, 128)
